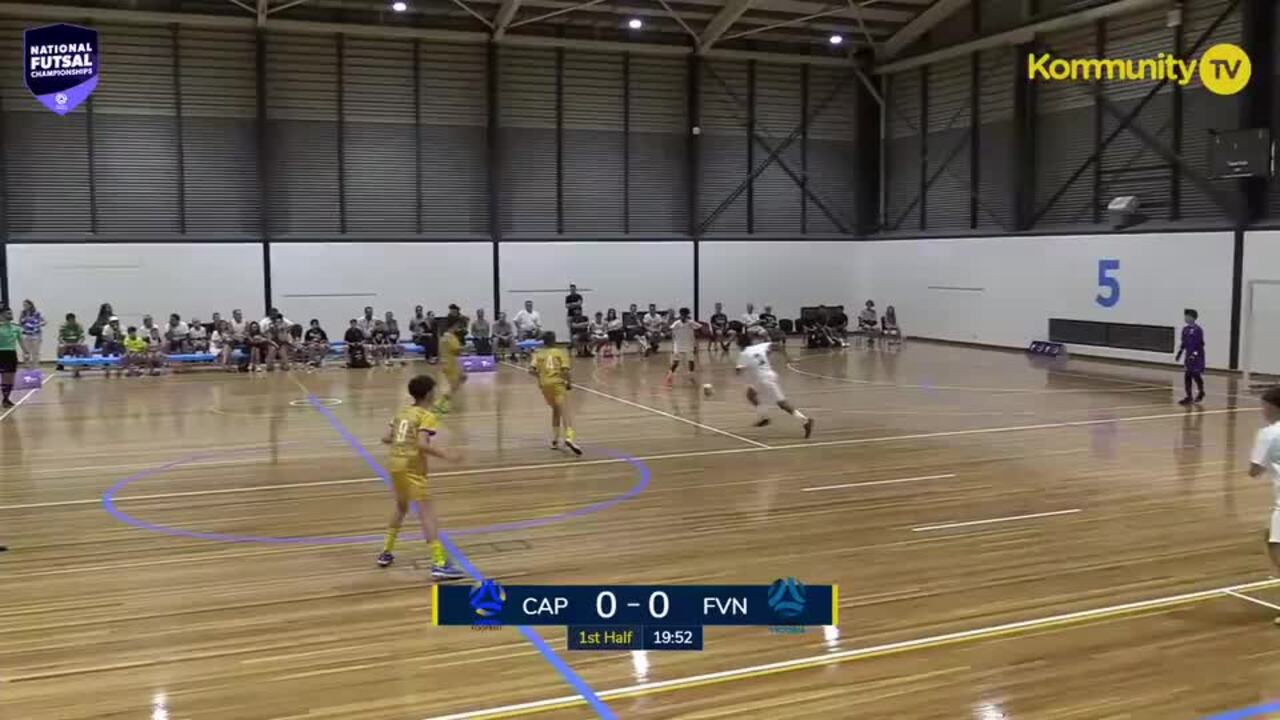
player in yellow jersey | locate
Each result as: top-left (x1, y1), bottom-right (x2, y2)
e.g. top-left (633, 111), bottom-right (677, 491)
top-left (434, 318), bottom-right (468, 415)
top-left (378, 375), bottom-right (466, 580)
top-left (529, 331), bottom-right (582, 455)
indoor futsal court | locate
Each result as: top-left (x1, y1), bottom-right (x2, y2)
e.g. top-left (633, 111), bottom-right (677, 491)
top-left (7, 0), bottom-right (1280, 718)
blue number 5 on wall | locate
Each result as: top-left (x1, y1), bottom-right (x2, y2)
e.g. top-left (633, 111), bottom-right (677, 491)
top-left (1096, 259), bottom-right (1120, 307)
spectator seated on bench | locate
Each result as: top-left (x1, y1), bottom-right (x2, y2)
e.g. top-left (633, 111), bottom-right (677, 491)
top-left (855, 300), bottom-right (879, 338)
top-left (759, 306), bottom-right (785, 345)
top-left (881, 306), bottom-right (903, 344)
top-left (800, 305), bottom-right (848, 349)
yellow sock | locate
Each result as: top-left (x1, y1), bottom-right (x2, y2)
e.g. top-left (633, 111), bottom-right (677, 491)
top-left (382, 527), bottom-right (400, 554)
top-left (430, 540), bottom-right (447, 566)
top-left (565, 427), bottom-right (576, 442)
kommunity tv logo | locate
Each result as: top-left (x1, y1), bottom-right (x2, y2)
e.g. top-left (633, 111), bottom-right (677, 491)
top-left (1027, 42), bottom-right (1251, 96)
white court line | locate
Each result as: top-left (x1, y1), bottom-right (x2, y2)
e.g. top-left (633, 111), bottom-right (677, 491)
top-left (499, 360), bottom-right (770, 449)
top-left (802, 474), bottom-right (955, 492)
top-left (424, 576), bottom-right (1280, 720)
top-left (0, 407), bottom-right (1246, 511)
top-left (785, 356), bottom-right (1169, 395)
top-left (0, 374), bottom-right (50, 423)
top-left (911, 508), bottom-right (1081, 532)
top-left (1224, 589), bottom-right (1280, 612)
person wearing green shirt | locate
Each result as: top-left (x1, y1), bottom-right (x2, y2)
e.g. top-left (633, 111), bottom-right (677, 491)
top-left (59, 313), bottom-right (87, 357)
top-left (0, 306), bottom-right (21, 408)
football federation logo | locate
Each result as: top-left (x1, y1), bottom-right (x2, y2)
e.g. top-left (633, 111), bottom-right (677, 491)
top-left (767, 577), bottom-right (807, 619)
top-left (469, 579), bottom-right (506, 621)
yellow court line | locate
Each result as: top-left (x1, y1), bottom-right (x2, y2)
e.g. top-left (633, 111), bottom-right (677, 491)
top-left (433, 585), bottom-right (440, 626)
top-left (831, 584), bottom-right (839, 627)
top-left (425, 577), bottom-right (1280, 720)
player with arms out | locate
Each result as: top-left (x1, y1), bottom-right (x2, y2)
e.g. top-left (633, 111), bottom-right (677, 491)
top-left (530, 331), bottom-right (582, 455)
top-left (378, 375), bottom-right (466, 580)
top-left (736, 330), bottom-right (813, 438)
top-left (1250, 387), bottom-right (1280, 623)
top-left (665, 308), bottom-right (702, 387)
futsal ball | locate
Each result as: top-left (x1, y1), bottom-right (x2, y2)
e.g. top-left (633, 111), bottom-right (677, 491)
top-left (702, 383), bottom-right (714, 397)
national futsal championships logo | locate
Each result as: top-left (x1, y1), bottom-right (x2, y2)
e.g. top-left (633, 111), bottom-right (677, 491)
top-left (469, 579), bottom-right (506, 626)
top-left (24, 23), bottom-right (100, 115)
top-left (767, 577), bottom-right (807, 619)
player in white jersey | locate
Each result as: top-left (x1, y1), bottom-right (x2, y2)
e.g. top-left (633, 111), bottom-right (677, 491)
top-left (1249, 387), bottom-right (1280, 623)
top-left (735, 330), bottom-right (813, 438)
top-left (665, 308), bottom-right (702, 386)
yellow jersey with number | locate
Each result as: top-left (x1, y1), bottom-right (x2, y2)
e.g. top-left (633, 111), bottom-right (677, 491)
top-left (388, 405), bottom-right (439, 459)
top-left (532, 347), bottom-right (570, 387)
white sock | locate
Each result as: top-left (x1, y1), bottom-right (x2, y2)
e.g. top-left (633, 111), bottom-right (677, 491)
top-left (788, 409), bottom-right (808, 422)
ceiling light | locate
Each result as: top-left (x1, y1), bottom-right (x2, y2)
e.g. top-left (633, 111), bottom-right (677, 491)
top-left (628, 18), bottom-right (643, 29)
top-left (391, 1), bottom-right (408, 11)
top-left (829, 34), bottom-right (843, 45)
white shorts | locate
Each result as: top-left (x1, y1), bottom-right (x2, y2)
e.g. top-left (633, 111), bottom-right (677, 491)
top-left (1269, 510), bottom-right (1280, 543)
top-left (671, 348), bottom-right (693, 363)
top-left (750, 376), bottom-right (785, 405)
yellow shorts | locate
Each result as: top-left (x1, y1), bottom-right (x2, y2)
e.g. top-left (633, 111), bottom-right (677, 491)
top-left (388, 456), bottom-right (428, 501)
top-left (540, 382), bottom-right (567, 406)
top-left (443, 364), bottom-right (464, 385)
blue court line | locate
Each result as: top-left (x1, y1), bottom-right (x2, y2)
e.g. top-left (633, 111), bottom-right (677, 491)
top-left (101, 446), bottom-right (649, 546)
top-left (1202, 702), bottom-right (1280, 720)
top-left (305, 395), bottom-right (619, 720)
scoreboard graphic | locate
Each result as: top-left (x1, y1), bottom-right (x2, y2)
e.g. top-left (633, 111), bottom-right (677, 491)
top-left (433, 578), bottom-right (838, 651)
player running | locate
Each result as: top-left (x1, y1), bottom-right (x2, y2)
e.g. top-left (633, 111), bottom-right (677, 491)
top-left (736, 330), bottom-right (813, 438)
top-left (530, 332), bottom-right (583, 455)
top-left (665, 308), bottom-right (701, 387)
top-left (378, 375), bottom-right (466, 580)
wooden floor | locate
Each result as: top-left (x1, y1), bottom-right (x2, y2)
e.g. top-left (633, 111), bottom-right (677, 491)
top-left (3, 340), bottom-right (1279, 719)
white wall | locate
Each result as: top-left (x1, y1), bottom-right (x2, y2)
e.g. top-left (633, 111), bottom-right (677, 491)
top-left (1242, 231), bottom-right (1280, 376)
top-left (499, 242), bottom-right (694, 325)
top-left (698, 241), bottom-right (859, 320)
top-left (8, 234), bottom-right (1238, 369)
top-left (8, 243), bottom-right (264, 330)
top-left (856, 232), bottom-right (1235, 367)
top-left (271, 243), bottom-right (494, 333)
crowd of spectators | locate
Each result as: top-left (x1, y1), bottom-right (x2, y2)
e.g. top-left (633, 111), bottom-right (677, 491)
top-left (13, 291), bottom-right (898, 377)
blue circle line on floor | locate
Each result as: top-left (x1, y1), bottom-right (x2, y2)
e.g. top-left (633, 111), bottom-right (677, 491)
top-left (100, 442), bottom-right (651, 545)
top-left (1202, 702), bottom-right (1280, 720)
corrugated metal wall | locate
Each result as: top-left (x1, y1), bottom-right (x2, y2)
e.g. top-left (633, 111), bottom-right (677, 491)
top-left (419, 43), bottom-right (488, 235)
top-left (562, 50), bottom-right (624, 234)
top-left (342, 37), bottom-right (415, 234)
top-left (879, 0), bottom-right (1246, 235)
top-left (1180, 0), bottom-right (1243, 219)
top-left (498, 46), bottom-right (557, 235)
top-left (0, 19), bottom-right (92, 236)
top-left (924, 59), bottom-right (971, 230)
top-left (806, 65), bottom-right (858, 234)
top-left (179, 27), bottom-right (260, 236)
top-left (1034, 23), bottom-right (1096, 226)
top-left (265, 32), bottom-right (340, 236)
top-left (698, 60), bottom-right (749, 235)
top-left (976, 47), bottom-right (1014, 230)
top-left (753, 62), bottom-right (801, 233)
top-left (628, 55), bottom-right (687, 235)
top-left (885, 69), bottom-right (922, 230)
top-left (92, 24), bottom-right (181, 235)
top-left (0, 0), bottom-right (1258, 243)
